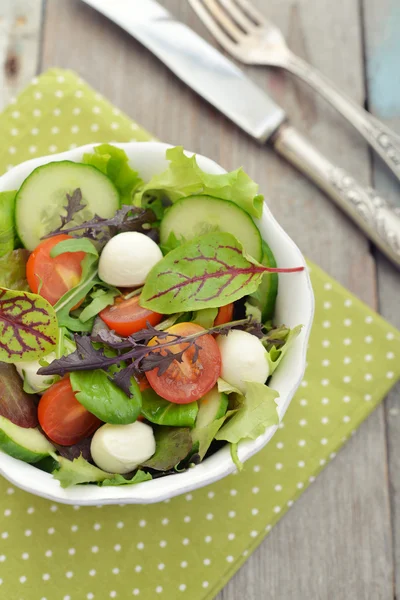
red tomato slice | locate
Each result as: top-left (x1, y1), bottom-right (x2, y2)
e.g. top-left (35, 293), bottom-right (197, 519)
top-left (214, 303), bottom-right (234, 326)
top-left (38, 378), bottom-right (101, 446)
top-left (100, 295), bottom-right (163, 337)
top-left (145, 322), bottom-right (221, 404)
top-left (26, 234), bottom-right (85, 306)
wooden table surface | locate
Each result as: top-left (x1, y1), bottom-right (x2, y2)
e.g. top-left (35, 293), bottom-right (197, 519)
top-left (1, 0), bottom-right (400, 598)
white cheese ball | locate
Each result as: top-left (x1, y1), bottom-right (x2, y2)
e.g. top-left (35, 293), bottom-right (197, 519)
top-left (98, 231), bottom-right (163, 287)
top-left (16, 352), bottom-right (57, 394)
top-left (216, 330), bottom-right (270, 394)
top-left (90, 421), bottom-right (156, 474)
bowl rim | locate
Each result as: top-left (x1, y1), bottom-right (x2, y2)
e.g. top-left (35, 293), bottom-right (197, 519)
top-left (0, 141), bottom-right (314, 504)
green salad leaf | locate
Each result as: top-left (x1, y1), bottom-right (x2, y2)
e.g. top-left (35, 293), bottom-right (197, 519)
top-left (70, 369), bottom-right (142, 424)
top-left (264, 324), bottom-right (303, 375)
top-left (0, 191), bottom-right (17, 256)
top-left (0, 250), bottom-right (30, 291)
top-left (0, 287), bottom-right (58, 363)
top-left (54, 254), bottom-right (99, 332)
top-left (215, 382), bottom-right (279, 444)
top-left (100, 470), bottom-right (152, 487)
top-left (141, 387), bottom-right (198, 427)
top-left (141, 232), bottom-right (302, 314)
top-left (142, 426), bottom-right (193, 471)
top-left (79, 288), bottom-right (118, 323)
top-left (192, 307), bottom-right (218, 329)
top-left (191, 415), bottom-right (226, 460)
top-left (136, 146), bottom-right (263, 218)
top-left (50, 237), bottom-right (99, 258)
top-left (83, 144), bottom-right (144, 206)
top-left (217, 378), bottom-right (243, 396)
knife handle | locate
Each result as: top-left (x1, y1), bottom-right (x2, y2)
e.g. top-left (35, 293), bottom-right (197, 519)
top-left (272, 124), bottom-right (400, 268)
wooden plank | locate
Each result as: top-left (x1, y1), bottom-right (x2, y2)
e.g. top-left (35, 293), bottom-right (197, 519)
top-left (0, 0), bottom-right (43, 111)
top-left (40, 0), bottom-right (393, 598)
top-left (362, 0), bottom-right (400, 597)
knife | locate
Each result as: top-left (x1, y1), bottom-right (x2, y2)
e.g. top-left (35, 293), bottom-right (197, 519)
top-left (82, 0), bottom-right (400, 268)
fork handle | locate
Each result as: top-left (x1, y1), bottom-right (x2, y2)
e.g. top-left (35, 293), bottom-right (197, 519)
top-left (272, 124), bottom-right (400, 268)
top-left (283, 53), bottom-right (400, 181)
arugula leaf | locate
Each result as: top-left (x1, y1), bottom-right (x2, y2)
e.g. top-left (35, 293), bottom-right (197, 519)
top-left (141, 387), bottom-right (198, 427)
top-left (79, 288), bottom-right (118, 323)
top-left (136, 146), bottom-right (263, 218)
top-left (0, 288), bottom-right (58, 362)
top-left (244, 300), bottom-right (262, 323)
top-left (215, 382), bottom-right (279, 444)
top-left (0, 191), bottom-right (17, 257)
top-left (141, 426), bottom-right (193, 471)
top-left (50, 238), bottom-right (99, 258)
top-left (101, 470), bottom-right (152, 487)
top-left (0, 250), bottom-right (30, 291)
top-left (83, 144), bottom-right (144, 206)
top-left (264, 324), bottom-right (303, 375)
top-left (192, 307), bottom-right (218, 329)
top-left (70, 369), bottom-right (142, 424)
top-left (54, 255), bottom-right (99, 332)
top-left (141, 232), bottom-right (303, 314)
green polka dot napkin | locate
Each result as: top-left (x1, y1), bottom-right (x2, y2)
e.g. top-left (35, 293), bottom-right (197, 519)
top-left (1, 69), bottom-right (400, 600)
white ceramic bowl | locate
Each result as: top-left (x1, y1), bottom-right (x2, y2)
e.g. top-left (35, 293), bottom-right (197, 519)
top-left (0, 142), bottom-right (314, 505)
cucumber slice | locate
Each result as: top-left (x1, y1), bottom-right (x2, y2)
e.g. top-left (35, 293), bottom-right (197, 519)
top-left (160, 195), bottom-right (262, 261)
top-left (15, 161), bottom-right (120, 250)
top-left (248, 240), bottom-right (278, 321)
top-left (196, 387), bottom-right (228, 429)
top-left (0, 416), bottom-right (54, 463)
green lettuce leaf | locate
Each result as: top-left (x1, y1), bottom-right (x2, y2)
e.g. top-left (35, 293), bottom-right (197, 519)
top-left (136, 146), bottom-right (263, 218)
top-left (192, 307), bottom-right (218, 329)
top-left (51, 454), bottom-right (151, 487)
top-left (215, 382), bottom-right (279, 444)
top-left (0, 191), bottom-right (17, 257)
top-left (217, 378), bottom-right (243, 396)
top-left (100, 470), bottom-right (152, 487)
top-left (70, 369), bottom-right (142, 424)
top-left (264, 324), bottom-right (303, 375)
top-left (83, 144), bottom-right (143, 206)
top-left (142, 426), bottom-right (193, 471)
top-left (0, 250), bottom-right (30, 291)
top-left (141, 388), bottom-right (198, 427)
top-left (191, 415), bottom-right (226, 460)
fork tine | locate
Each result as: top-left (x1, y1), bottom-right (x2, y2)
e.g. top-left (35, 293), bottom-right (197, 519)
top-left (202, 0), bottom-right (245, 42)
top-left (219, 0), bottom-right (259, 32)
top-left (189, 0), bottom-right (239, 51)
top-left (234, 0), bottom-right (266, 25)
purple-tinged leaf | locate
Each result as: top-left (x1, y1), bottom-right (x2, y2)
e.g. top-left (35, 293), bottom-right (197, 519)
top-left (141, 232), bottom-right (304, 314)
top-left (0, 287), bottom-right (58, 362)
top-left (0, 362), bottom-right (39, 428)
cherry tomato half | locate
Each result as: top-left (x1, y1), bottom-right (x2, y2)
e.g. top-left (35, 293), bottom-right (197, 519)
top-left (38, 378), bottom-right (101, 446)
top-left (100, 295), bottom-right (162, 337)
top-left (214, 303), bottom-right (234, 327)
top-left (145, 322), bottom-right (221, 404)
top-left (26, 234), bottom-right (85, 306)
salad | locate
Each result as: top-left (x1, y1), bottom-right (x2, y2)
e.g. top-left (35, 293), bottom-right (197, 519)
top-left (0, 144), bottom-right (303, 488)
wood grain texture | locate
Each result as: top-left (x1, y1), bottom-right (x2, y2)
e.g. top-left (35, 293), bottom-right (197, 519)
top-left (38, 0), bottom-right (396, 597)
top-left (0, 0), bottom-right (43, 111)
top-left (363, 0), bottom-right (400, 597)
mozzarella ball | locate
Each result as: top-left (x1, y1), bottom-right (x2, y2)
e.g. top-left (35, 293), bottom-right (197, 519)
top-left (90, 421), bottom-right (156, 474)
top-left (98, 232), bottom-right (163, 287)
top-left (16, 352), bottom-right (57, 394)
top-left (216, 330), bottom-right (270, 394)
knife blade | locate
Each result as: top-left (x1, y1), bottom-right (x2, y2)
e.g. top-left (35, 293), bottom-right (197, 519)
top-left (82, 0), bottom-right (400, 268)
top-left (81, 0), bottom-right (285, 141)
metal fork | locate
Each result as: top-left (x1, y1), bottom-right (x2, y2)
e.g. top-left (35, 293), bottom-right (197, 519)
top-left (189, 0), bottom-right (400, 183)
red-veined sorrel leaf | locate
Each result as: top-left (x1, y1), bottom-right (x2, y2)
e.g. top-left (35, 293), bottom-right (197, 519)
top-left (0, 287), bottom-right (58, 362)
top-left (0, 363), bottom-right (38, 428)
top-left (141, 232), bottom-right (304, 314)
